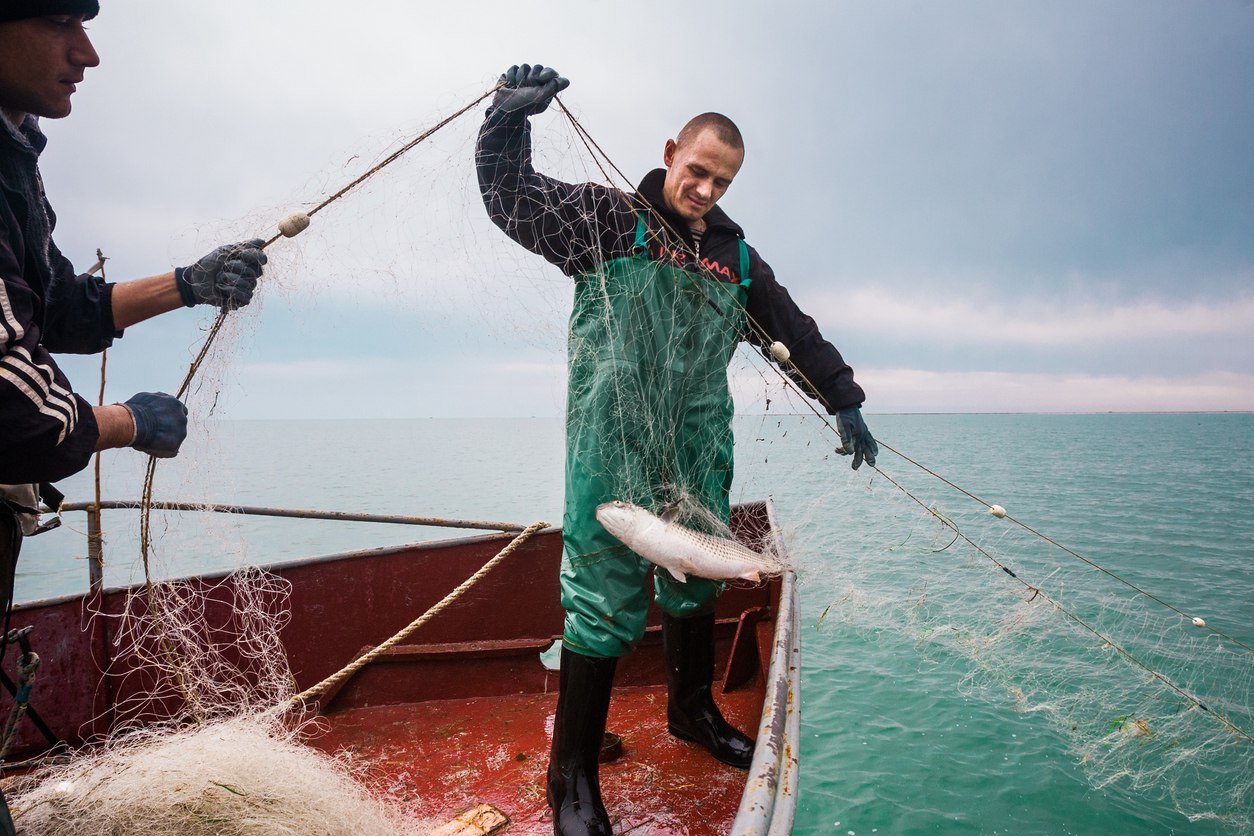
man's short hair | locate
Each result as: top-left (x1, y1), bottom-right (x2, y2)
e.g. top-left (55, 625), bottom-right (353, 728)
top-left (676, 113), bottom-right (744, 153)
top-left (0, 0), bottom-right (99, 22)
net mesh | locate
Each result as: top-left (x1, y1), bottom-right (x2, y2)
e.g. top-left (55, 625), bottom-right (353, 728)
top-left (9, 714), bottom-right (425, 835)
top-left (8, 88), bottom-right (1250, 833)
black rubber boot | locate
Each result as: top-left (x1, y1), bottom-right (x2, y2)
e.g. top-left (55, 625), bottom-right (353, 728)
top-left (547, 646), bottom-right (617, 835)
top-left (0, 786), bottom-right (14, 836)
top-left (663, 612), bottom-right (756, 769)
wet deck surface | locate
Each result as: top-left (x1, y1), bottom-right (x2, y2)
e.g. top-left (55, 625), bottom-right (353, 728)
top-left (309, 683), bottom-right (762, 835)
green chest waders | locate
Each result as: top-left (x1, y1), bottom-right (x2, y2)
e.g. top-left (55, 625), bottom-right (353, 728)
top-left (560, 217), bottom-right (750, 658)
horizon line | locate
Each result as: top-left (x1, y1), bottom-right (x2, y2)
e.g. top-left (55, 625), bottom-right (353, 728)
top-left (207, 410), bottom-right (1254, 421)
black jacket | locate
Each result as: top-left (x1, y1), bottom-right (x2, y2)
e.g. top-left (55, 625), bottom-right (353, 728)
top-left (0, 116), bottom-right (120, 483)
top-left (476, 107), bottom-right (866, 413)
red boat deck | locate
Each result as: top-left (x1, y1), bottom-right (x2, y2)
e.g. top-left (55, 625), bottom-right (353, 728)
top-left (314, 683), bottom-right (761, 834)
top-left (2, 503), bottom-right (793, 834)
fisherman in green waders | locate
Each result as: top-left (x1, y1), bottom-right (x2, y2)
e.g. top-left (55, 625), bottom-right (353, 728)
top-left (478, 64), bottom-right (876, 835)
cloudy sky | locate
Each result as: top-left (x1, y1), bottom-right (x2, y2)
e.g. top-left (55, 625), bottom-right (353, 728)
top-left (42, 0), bottom-right (1254, 417)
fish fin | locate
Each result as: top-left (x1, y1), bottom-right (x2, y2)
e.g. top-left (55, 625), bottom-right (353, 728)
top-left (667, 566), bottom-right (687, 583)
top-left (743, 570), bottom-right (761, 584)
top-left (660, 504), bottom-right (681, 524)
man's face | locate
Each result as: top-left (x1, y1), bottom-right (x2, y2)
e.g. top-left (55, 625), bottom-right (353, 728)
top-left (661, 128), bottom-right (744, 222)
top-left (0, 15), bottom-right (99, 121)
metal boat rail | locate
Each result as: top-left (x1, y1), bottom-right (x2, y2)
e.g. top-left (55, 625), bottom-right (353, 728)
top-left (59, 499), bottom-right (525, 532)
top-left (55, 499), bottom-right (527, 596)
top-left (731, 499), bottom-right (800, 835)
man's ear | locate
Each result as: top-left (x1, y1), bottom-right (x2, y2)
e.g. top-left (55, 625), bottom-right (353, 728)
top-left (663, 138), bottom-right (677, 167)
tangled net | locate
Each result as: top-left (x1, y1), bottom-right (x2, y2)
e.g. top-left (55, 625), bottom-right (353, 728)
top-left (9, 714), bottom-right (421, 835)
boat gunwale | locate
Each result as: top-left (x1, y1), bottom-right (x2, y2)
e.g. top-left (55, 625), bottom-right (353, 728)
top-left (731, 497), bottom-right (799, 835)
top-left (12, 523), bottom-right (562, 612)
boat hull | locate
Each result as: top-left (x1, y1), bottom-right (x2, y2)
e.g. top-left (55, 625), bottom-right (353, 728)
top-left (1, 501), bottom-right (797, 833)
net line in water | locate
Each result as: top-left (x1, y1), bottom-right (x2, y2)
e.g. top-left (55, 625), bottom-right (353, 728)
top-left (869, 463), bottom-right (1251, 743)
top-left (876, 437), bottom-right (1253, 655)
top-left (808, 452), bottom-right (1253, 831)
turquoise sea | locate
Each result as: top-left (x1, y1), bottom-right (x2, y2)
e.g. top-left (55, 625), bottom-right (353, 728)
top-left (18, 413), bottom-right (1254, 834)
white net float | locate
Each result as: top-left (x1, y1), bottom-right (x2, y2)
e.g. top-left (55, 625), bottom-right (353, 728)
top-left (989, 504), bottom-right (1007, 518)
top-left (769, 341), bottom-right (790, 363)
top-left (278, 212), bottom-right (311, 238)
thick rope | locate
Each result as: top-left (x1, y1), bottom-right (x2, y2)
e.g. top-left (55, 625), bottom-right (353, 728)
top-left (280, 520), bottom-right (548, 712)
top-left (0, 651), bottom-right (39, 761)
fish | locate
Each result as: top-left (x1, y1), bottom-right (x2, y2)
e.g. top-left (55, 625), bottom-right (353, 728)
top-left (595, 500), bottom-right (783, 583)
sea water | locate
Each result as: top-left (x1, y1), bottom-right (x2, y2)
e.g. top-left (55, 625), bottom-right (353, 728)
top-left (17, 413), bottom-right (1254, 834)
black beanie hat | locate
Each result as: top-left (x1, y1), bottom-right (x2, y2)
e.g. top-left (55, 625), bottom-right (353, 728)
top-left (0, 0), bottom-right (99, 22)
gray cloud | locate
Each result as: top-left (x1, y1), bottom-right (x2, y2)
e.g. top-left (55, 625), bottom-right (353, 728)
top-left (36, 0), bottom-right (1254, 415)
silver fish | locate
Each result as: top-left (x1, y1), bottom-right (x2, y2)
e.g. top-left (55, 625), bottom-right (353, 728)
top-left (595, 500), bottom-right (782, 583)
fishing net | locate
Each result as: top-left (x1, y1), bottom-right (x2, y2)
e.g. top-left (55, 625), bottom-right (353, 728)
top-left (8, 81), bottom-right (1250, 834)
top-left (8, 714), bottom-right (424, 835)
top-left (5, 88), bottom-right (530, 833)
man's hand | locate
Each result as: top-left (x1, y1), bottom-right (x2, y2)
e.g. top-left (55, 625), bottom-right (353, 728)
top-left (492, 64), bottom-right (570, 117)
top-left (122, 392), bottom-right (188, 458)
top-left (835, 406), bottom-right (878, 470)
top-left (175, 240), bottom-right (267, 310)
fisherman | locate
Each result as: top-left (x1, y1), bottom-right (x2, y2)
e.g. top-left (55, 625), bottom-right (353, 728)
top-left (478, 64), bottom-right (877, 834)
top-left (0, 6), bottom-right (266, 829)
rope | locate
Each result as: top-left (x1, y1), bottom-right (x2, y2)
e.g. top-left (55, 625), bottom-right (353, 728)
top-left (0, 651), bottom-right (40, 761)
top-left (280, 520), bottom-right (548, 712)
top-left (169, 84), bottom-right (503, 404)
top-left (90, 252), bottom-right (108, 578)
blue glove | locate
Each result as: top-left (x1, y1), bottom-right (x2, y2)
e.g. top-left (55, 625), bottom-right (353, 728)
top-left (123, 392), bottom-right (188, 458)
top-left (491, 64), bottom-right (570, 117)
top-left (175, 240), bottom-right (267, 310)
top-left (835, 406), bottom-right (878, 470)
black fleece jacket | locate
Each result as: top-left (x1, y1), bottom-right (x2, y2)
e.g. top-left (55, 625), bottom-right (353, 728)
top-left (476, 107), bottom-right (866, 413)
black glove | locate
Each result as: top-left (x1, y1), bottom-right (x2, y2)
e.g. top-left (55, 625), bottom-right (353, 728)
top-left (123, 392), bottom-right (188, 458)
top-left (175, 239), bottom-right (267, 310)
top-left (835, 406), bottom-right (878, 470)
top-left (491, 63), bottom-right (570, 117)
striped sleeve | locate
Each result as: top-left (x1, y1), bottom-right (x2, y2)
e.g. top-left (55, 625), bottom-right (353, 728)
top-left (41, 234), bottom-right (121, 355)
top-left (0, 210), bottom-right (97, 483)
